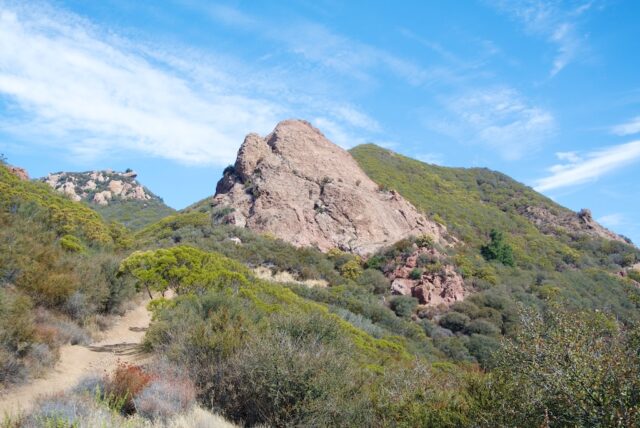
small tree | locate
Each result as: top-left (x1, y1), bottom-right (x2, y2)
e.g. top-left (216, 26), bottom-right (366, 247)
top-left (0, 153), bottom-right (6, 165)
top-left (481, 229), bottom-right (515, 266)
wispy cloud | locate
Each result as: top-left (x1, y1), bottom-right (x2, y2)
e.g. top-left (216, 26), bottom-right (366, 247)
top-left (428, 87), bottom-right (555, 160)
top-left (0, 3), bottom-right (381, 165)
top-left (597, 213), bottom-right (625, 228)
top-left (611, 116), bottom-right (640, 136)
top-left (534, 141), bottom-right (640, 191)
top-left (489, 0), bottom-right (595, 76)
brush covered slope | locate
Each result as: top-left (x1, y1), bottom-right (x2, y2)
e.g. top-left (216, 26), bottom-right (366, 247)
top-left (0, 163), bottom-right (136, 389)
top-left (43, 169), bottom-right (175, 230)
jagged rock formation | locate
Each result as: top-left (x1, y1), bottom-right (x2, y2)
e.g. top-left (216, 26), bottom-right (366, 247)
top-left (7, 165), bottom-right (29, 181)
top-left (213, 119), bottom-right (445, 255)
top-left (43, 170), bottom-right (151, 205)
top-left (387, 244), bottom-right (466, 307)
top-left (520, 206), bottom-right (629, 244)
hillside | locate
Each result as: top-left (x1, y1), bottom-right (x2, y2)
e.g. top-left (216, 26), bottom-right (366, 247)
top-left (3, 135), bottom-right (640, 426)
top-left (42, 170), bottom-right (175, 230)
top-left (0, 162), bottom-right (136, 391)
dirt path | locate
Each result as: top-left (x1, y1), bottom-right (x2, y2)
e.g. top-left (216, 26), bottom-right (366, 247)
top-left (0, 298), bottom-right (152, 417)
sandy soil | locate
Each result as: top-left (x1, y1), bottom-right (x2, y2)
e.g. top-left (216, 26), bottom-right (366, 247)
top-left (0, 298), bottom-right (152, 416)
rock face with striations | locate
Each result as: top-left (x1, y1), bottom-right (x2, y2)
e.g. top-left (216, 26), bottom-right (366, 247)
top-left (213, 120), bottom-right (444, 255)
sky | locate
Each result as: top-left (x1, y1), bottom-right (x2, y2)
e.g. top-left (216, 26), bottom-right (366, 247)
top-left (0, 0), bottom-right (639, 243)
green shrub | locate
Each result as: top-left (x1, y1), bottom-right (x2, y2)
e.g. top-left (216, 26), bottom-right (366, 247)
top-left (356, 269), bottom-right (389, 294)
top-left (60, 234), bottom-right (85, 253)
top-left (409, 268), bottom-right (423, 280)
top-left (464, 319), bottom-right (500, 336)
top-left (439, 312), bottom-right (470, 333)
top-left (390, 296), bottom-right (418, 318)
top-left (481, 230), bottom-right (515, 267)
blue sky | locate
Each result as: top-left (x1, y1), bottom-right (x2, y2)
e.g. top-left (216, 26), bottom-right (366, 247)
top-left (1, 0), bottom-right (639, 242)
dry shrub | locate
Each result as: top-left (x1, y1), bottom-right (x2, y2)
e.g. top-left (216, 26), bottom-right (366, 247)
top-left (103, 362), bottom-right (152, 414)
top-left (135, 368), bottom-right (196, 421)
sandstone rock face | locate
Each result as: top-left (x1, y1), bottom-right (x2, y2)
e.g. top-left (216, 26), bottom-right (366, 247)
top-left (43, 170), bottom-right (153, 206)
top-left (521, 205), bottom-right (629, 244)
top-left (213, 119), bottom-right (445, 255)
top-left (385, 244), bottom-right (466, 307)
top-left (7, 165), bottom-right (29, 181)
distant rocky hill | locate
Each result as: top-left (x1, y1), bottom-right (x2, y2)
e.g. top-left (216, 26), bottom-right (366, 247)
top-left (42, 169), bottom-right (174, 230)
top-left (212, 119), bottom-right (446, 255)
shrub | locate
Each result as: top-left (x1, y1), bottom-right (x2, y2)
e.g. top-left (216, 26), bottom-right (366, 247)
top-left (409, 268), bottom-right (423, 280)
top-left (339, 259), bottom-right (363, 281)
top-left (439, 312), bottom-right (470, 333)
top-left (103, 362), bottom-right (152, 414)
top-left (629, 269), bottom-right (640, 283)
top-left (464, 319), bottom-right (500, 336)
top-left (390, 296), bottom-right (418, 318)
top-left (59, 234), bottom-right (85, 253)
top-left (356, 268), bottom-right (389, 294)
top-left (134, 373), bottom-right (196, 421)
top-left (475, 306), bottom-right (640, 427)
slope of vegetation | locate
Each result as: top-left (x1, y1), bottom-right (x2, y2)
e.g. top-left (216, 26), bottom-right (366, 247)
top-left (0, 164), bottom-right (136, 388)
top-left (94, 198), bottom-right (175, 231)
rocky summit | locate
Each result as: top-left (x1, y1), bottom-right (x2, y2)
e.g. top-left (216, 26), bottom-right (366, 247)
top-left (213, 119), bottom-right (445, 255)
top-left (43, 169), bottom-right (152, 205)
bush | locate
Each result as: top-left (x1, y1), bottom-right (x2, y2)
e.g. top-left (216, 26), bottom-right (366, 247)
top-left (464, 319), bottom-right (500, 336)
top-left (390, 296), bottom-right (418, 318)
top-left (59, 234), bottom-right (85, 253)
top-left (356, 268), bottom-right (389, 294)
top-left (439, 312), bottom-right (470, 333)
top-left (134, 370), bottom-right (196, 421)
top-left (409, 268), bottom-right (423, 280)
top-left (340, 259), bottom-right (363, 281)
top-left (103, 362), bottom-right (152, 414)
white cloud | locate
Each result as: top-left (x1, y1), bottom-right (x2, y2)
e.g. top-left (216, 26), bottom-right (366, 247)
top-left (489, 0), bottom-right (594, 76)
top-left (0, 3), bottom-right (382, 166)
top-left (430, 87), bottom-right (555, 160)
top-left (312, 117), bottom-right (366, 148)
top-left (534, 141), bottom-right (640, 191)
top-left (611, 116), bottom-right (640, 136)
top-left (597, 213), bottom-right (624, 228)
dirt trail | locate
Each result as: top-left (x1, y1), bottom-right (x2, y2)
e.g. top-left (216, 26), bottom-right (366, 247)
top-left (0, 298), bottom-right (152, 416)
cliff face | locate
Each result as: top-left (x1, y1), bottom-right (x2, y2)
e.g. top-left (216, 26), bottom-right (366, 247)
top-left (212, 119), bottom-right (445, 255)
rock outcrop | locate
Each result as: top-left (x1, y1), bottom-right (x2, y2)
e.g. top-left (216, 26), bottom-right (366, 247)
top-left (7, 165), bottom-right (29, 181)
top-left (43, 170), bottom-right (152, 206)
top-left (386, 244), bottom-right (466, 307)
top-left (212, 119), bottom-right (445, 255)
top-left (521, 205), bottom-right (629, 244)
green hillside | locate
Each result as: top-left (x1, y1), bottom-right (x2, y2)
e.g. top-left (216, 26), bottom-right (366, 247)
top-left (0, 164), bottom-right (135, 387)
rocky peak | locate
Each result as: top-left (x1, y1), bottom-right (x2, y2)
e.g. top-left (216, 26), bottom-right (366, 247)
top-left (42, 169), bottom-right (153, 205)
top-left (213, 119), bottom-right (445, 255)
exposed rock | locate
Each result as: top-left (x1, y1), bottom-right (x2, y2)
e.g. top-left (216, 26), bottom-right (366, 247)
top-left (386, 245), bottom-right (466, 307)
top-left (42, 170), bottom-right (154, 206)
top-left (108, 180), bottom-right (124, 195)
top-left (521, 205), bottom-right (629, 244)
top-left (7, 165), bottom-right (29, 181)
top-left (93, 191), bottom-right (112, 206)
top-left (212, 119), bottom-right (445, 255)
top-left (225, 237), bottom-right (242, 246)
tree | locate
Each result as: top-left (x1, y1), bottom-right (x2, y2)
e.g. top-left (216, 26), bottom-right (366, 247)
top-left (481, 229), bottom-right (515, 266)
top-left (119, 246), bottom-right (250, 298)
top-left (0, 153), bottom-right (6, 165)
